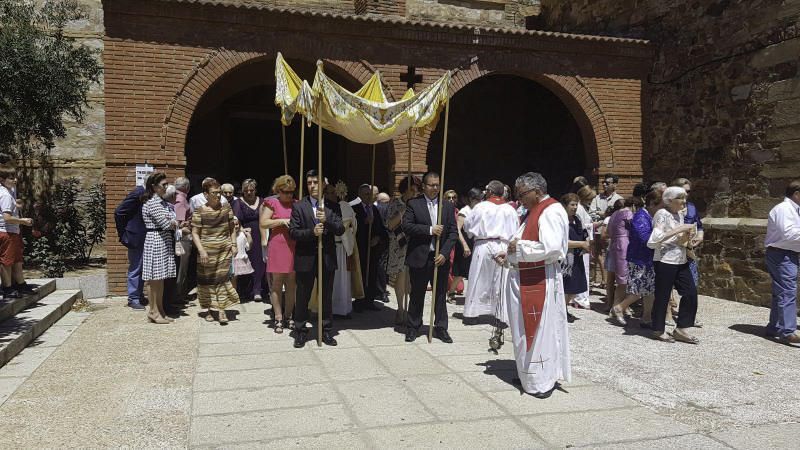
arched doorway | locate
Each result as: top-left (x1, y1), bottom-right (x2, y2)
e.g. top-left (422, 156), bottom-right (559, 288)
top-left (427, 74), bottom-right (590, 198)
top-left (185, 58), bottom-right (394, 198)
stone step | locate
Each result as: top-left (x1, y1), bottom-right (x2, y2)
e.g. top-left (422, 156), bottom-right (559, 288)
top-left (0, 279), bottom-right (57, 324)
top-left (0, 288), bottom-right (83, 368)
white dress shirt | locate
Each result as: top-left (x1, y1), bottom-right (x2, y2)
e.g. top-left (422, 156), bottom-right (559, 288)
top-left (765, 197), bottom-right (800, 253)
top-left (189, 193), bottom-right (228, 213)
top-left (425, 194), bottom-right (438, 250)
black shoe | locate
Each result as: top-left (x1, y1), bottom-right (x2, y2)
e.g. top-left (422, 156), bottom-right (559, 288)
top-left (511, 377), bottom-right (521, 386)
top-left (3, 288), bottom-right (20, 299)
top-left (405, 328), bottom-right (418, 342)
top-left (322, 332), bottom-right (338, 346)
top-left (364, 301), bottom-right (381, 311)
top-left (567, 313), bottom-right (578, 323)
top-left (462, 317), bottom-right (478, 326)
top-left (433, 327), bottom-right (453, 344)
top-left (293, 331), bottom-right (307, 348)
top-left (15, 283), bottom-right (36, 294)
top-left (380, 294), bottom-right (390, 303)
top-left (530, 384), bottom-right (558, 399)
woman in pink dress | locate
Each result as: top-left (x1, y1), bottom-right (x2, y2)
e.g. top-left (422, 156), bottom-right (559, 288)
top-left (606, 197), bottom-right (642, 308)
top-left (260, 175), bottom-right (297, 334)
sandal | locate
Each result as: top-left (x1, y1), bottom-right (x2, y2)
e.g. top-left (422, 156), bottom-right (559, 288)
top-left (204, 311), bottom-right (214, 322)
top-left (652, 332), bottom-right (675, 343)
top-left (672, 329), bottom-right (699, 344)
top-left (609, 306), bottom-right (627, 327)
top-left (274, 319), bottom-right (284, 334)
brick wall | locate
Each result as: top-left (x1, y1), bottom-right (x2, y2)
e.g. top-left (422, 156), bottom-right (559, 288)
top-left (540, 0), bottom-right (800, 305)
top-left (102, 0), bottom-right (649, 294)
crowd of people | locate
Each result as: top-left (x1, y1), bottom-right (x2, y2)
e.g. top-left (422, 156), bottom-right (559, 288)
top-left (113, 168), bottom-right (800, 397)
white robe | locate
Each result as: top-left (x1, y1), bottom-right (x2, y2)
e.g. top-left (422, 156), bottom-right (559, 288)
top-left (504, 200), bottom-right (571, 394)
top-left (333, 201), bottom-right (357, 315)
top-left (463, 200), bottom-right (518, 321)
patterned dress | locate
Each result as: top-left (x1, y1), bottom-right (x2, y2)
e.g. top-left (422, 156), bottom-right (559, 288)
top-left (192, 204), bottom-right (240, 310)
top-left (142, 195), bottom-right (176, 281)
top-left (385, 197), bottom-right (408, 276)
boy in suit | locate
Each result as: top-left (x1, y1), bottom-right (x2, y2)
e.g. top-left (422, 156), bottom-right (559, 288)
top-left (289, 170), bottom-right (345, 348)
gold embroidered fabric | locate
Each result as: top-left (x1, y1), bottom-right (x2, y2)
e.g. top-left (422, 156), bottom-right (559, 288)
top-left (274, 53), bottom-right (450, 145)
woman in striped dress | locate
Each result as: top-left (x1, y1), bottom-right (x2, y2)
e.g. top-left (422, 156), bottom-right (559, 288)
top-left (141, 172), bottom-right (178, 324)
top-left (192, 178), bottom-right (240, 324)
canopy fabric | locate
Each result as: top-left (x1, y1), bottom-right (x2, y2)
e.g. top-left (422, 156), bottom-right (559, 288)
top-left (274, 53), bottom-right (314, 126)
top-left (274, 54), bottom-right (451, 145)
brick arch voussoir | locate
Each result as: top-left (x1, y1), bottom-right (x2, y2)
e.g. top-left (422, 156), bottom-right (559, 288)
top-left (161, 50), bottom-right (376, 165)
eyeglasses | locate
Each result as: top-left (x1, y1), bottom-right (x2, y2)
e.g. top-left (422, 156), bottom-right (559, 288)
top-left (208, 191), bottom-right (221, 196)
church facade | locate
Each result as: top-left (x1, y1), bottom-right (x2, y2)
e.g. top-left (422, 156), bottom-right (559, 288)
top-left (96, 0), bottom-right (650, 295)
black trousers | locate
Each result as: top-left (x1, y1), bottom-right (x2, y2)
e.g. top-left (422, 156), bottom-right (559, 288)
top-left (356, 241), bottom-right (388, 306)
top-left (294, 269), bottom-right (334, 331)
top-left (408, 253), bottom-right (450, 331)
top-left (652, 261), bottom-right (698, 333)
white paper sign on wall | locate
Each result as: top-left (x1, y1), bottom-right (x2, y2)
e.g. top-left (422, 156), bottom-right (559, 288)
top-left (135, 164), bottom-right (154, 187)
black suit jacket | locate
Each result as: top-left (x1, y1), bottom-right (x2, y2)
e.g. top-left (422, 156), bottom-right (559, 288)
top-left (401, 195), bottom-right (458, 269)
top-left (289, 196), bottom-right (345, 273)
top-left (353, 202), bottom-right (388, 252)
top-left (114, 186), bottom-right (146, 249)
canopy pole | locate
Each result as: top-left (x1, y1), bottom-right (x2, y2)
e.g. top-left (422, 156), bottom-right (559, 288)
top-left (317, 123), bottom-right (324, 347)
top-left (403, 129), bottom-right (413, 325)
top-left (428, 99), bottom-right (450, 344)
top-left (299, 117), bottom-right (305, 199)
top-left (365, 144), bottom-right (376, 298)
top-left (281, 124), bottom-right (288, 174)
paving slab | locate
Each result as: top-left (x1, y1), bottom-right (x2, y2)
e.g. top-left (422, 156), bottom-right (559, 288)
top-left (313, 346), bottom-right (391, 381)
top-left (366, 417), bottom-right (548, 448)
top-left (577, 433), bottom-right (731, 449)
top-left (711, 422), bottom-right (800, 449)
top-left (488, 385), bottom-right (638, 416)
top-left (189, 403), bottom-right (355, 446)
top-left (196, 349), bottom-right (316, 372)
top-left (403, 373), bottom-right (505, 420)
top-left (525, 406), bottom-right (695, 447)
top-left (192, 383), bottom-right (339, 416)
top-left (368, 344), bottom-right (450, 377)
top-left (215, 431), bottom-right (368, 449)
top-left (194, 365), bottom-right (328, 392)
top-left (336, 377), bottom-right (435, 427)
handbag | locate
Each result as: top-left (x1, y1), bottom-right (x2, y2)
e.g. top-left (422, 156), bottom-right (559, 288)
top-left (174, 230), bottom-right (185, 256)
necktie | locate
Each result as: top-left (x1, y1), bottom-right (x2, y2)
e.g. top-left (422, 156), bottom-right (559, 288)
top-left (428, 199), bottom-right (437, 251)
top-left (311, 199), bottom-right (319, 224)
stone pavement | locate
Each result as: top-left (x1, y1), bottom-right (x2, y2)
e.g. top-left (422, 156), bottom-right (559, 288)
top-left (0, 291), bottom-right (797, 448)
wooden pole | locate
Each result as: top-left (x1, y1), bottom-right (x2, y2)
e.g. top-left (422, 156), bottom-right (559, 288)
top-left (428, 99), bottom-right (450, 343)
top-left (281, 124), bottom-right (288, 175)
top-left (317, 123), bottom-right (324, 347)
top-left (365, 144), bottom-right (376, 300)
top-left (403, 129), bottom-right (413, 324)
top-left (299, 117), bottom-right (305, 199)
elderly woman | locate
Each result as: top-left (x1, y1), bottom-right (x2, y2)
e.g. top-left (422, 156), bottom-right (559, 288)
top-left (384, 175), bottom-right (421, 324)
top-left (260, 175), bottom-right (297, 333)
top-left (192, 178), bottom-right (240, 325)
top-left (560, 193), bottom-right (590, 323)
top-left (233, 178), bottom-right (265, 301)
top-left (606, 197), bottom-right (642, 310)
top-left (141, 172), bottom-right (178, 324)
top-left (609, 190), bottom-right (666, 327)
top-left (647, 186), bottom-right (698, 343)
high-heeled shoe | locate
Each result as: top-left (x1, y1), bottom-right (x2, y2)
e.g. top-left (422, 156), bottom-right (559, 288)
top-left (147, 312), bottom-right (171, 324)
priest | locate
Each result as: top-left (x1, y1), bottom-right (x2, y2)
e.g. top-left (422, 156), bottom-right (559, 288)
top-left (496, 172), bottom-right (571, 399)
top-left (462, 180), bottom-right (518, 324)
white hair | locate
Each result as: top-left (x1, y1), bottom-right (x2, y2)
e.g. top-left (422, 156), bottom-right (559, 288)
top-left (163, 184), bottom-right (177, 202)
top-left (175, 177), bottom-right (190, 192)
top-left (221, 183), bottom-right (234, 192)
top-left (662, 186), bottom-right (686, 204)
top-left (515, 172), bottom-right (548, 194)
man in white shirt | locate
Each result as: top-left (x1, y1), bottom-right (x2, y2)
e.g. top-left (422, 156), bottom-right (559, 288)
top-left (189, 177), bottom-right (228, 213)
top-left (590, 174), bottom-right (623, 218)
top-left (764, 180), bottom-right (800, 345)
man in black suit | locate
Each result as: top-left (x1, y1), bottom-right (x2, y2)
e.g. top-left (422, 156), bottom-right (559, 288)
top-left (353, 184), bottom-right (388, 312)
top-left (114, 185), bottom-right (147, 310)
top-left (401, 171), bottom-right (458, 343)
top-left (289, 170), bottom-right (345, 348)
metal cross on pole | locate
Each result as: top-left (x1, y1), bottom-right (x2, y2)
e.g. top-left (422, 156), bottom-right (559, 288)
top-left (400, 66), bottom-right (423, 90)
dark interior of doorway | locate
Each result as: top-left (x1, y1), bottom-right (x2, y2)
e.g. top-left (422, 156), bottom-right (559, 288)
top-left (427, 74), bottom-right (587, 200)
top-left (185, 67), bottom-right (392, 200)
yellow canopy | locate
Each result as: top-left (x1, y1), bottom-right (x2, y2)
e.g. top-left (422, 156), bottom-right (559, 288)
top-left (275, 54), bottom-right (451, 144)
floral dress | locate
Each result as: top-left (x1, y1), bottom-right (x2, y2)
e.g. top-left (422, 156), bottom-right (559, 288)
top-left (385, 197), bottom-right (408, 276)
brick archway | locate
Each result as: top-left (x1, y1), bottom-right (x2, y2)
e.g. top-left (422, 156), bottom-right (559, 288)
top-left (159, 49), bottom-right (380, 164)
top-left (449, 67), bottom-right (612, 172)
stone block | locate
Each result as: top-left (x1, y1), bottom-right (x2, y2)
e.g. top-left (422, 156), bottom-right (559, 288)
top-left (748, 198), bottom-right (781, 219)
top-left (193, 365), bottom-right (328, 392)
top-left (730, 83), bottom-right (752, 101)
top-left (773, 98), bottom-right (800, 127)
top-left (767, 124), bottom-right (800, 142)
top-left (712, 422), bottom-right (800, 449)
top-left (336, 377), bottom-right (434, 427)
top-left (403, 374), bottom-right (505, 420)
top-left (738, 218), bottom-right (768, 233)
top-left (191, 383), bottom-right (338, 416)
top-left (768, 78), bottom-right (800, 102)
top-left (314, 346), bottom-right (389, 381)
top-left (583, 434), bottom-right (730, 450)
top-left (750, 39), bottom-right (800, 69)
top-left (366, 418), bottom-right (545, 449)
top-left (487, 385), bottom-right (637, 416)
top-left (702, 218), bottom-right (742, 230)
top-left (779, 139), bottom-right (800, 161)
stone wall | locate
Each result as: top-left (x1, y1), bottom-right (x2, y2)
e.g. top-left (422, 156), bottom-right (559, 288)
top-left (406, 0), bottom-right (539, 28)
top-left (540, 0), bottom-right (800, 305)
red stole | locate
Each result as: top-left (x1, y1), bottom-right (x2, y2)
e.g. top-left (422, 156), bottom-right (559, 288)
top-left (486, 195), bottom-right (505, 205)
top-left (518, 197), bottom-right (559, 352)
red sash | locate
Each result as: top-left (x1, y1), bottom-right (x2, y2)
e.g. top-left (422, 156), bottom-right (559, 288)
top-left (519, 197), bottom-right (559, 352)
top-left (486, 195), bottom-right (505, 205)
